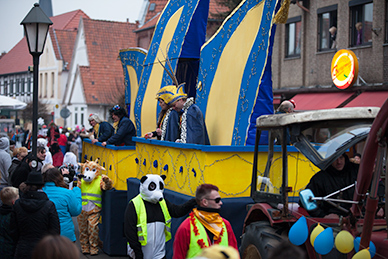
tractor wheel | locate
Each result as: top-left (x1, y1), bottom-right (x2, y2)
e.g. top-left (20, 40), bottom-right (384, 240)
top-left (240, 221), bottom-right (287, 259)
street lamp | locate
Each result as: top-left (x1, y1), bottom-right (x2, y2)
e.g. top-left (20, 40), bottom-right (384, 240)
top-left (21, 3), bottom-right (52, 170)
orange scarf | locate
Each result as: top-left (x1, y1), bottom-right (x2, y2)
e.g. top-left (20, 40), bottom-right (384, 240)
top-left (192, 208), bottom-right (223, 240)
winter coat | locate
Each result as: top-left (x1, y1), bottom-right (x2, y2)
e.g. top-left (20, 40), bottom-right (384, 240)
top-left (0, 149), bottom-right (11, 187)
top-left (10, 190), bottom-right (60, 259)
top-left (43, 183), bottom-right (82, 241)
top-left (96, 121), bottom-right (114, 142)
top-left (305, 155), bottom-right (359, 217)
top-left (11, 160), bottom-right (31, 188)
top-left (0, 204), bottom-right (15, 259)
top-left (7, 158), bottom-right (20, 186)
top-left (106, 117), bottom-right (136, 146)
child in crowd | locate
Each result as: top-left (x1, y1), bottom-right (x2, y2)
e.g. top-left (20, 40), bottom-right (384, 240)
top-left (0, 187), bottom-right (19, 259)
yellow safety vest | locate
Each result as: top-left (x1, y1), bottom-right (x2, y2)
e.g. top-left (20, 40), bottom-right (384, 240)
top-left (81, 175), bottom-right (102, 208)
top-left (132, 195), bottom-right (172, 246)
top-left (187, 215), bottom-right (228, 259)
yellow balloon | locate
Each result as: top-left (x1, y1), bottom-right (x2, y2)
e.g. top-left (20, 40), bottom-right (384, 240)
top-left (335, 230), bottom-right (354, 254)
top-left (352, 249), bottom-right (371, 259)
top-left (310, 224), bottom-right (324, 247)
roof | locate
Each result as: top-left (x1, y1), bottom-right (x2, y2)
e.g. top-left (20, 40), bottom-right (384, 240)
top-left (49, 10), bottom-right (89, 66)
top-left (0, 38), bottom-right (32, 75)
top-left (209, 0), bottom-right (230, 20)
top-left (136, 0), bottom-right (229, 31)
top-left (256, 107), bottom-right (380, 128)
top-left (50, 9), bottom-right (89, 30)
top-left (80, 18), bottom-right (137, 105)
top-left (0, 10), bottom-right (89, 76)
top-left (50, 29), bottom-right (77, 69)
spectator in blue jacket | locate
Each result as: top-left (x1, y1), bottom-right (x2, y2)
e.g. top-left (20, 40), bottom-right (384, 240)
top-left (43, 168), bottom-right (81, 242)
top-left (89, 114), bottom-right (114, 144)
top-left (102, 105), bottom-right (136, 146)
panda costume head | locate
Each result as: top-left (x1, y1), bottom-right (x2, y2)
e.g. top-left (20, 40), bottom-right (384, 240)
top-left (139, 174), bottom-right (166, 204)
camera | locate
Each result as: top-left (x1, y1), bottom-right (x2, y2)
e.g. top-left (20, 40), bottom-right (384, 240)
top-left (59, 163), bottom-right (76, 186)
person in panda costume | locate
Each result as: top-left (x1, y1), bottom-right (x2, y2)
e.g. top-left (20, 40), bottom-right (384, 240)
top-left (124, 174), bottom-right (196, 259)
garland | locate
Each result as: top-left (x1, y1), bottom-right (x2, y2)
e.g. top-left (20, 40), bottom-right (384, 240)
top-left (178, 97), bottom-right (195, 143)
top-left (161, 108), bottom-right (173, 140)
top-left (190, 212), bottom-right (224, 249)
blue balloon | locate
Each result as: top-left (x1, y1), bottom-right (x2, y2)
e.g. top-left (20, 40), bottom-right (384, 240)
top-left (314, 227), bottom-right (334, 255)
top-left (354, 237), bottom-right (376, 258)
top-left (289, 216), bottom-right (308, 246)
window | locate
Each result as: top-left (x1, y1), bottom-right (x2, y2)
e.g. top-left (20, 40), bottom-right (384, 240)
top-left (81, 113), bottom-right (84, 126)
top-left (285, 16), bottom-right (302, 58)
top-left (27, 78), bottom-right (31, 95)
top-left (39, 73), bottom-right (42, 97)
top-left (44, 73), bottom-right (48, 98)
top-left (16, 78), bottom-right (20, 96)
top-left (385, 0), bottom-right (388, 43)
top-left (75, 112), bottom-right (78, 125)
top-left (21, 78), bottom-right (25, 95)
top-left (9, 80), bottom-right (13, 96)
top-left (318, 5), bottom-right (338, 51)
top-left (4, 80), bottom-right (8, 95)
top-left (51, 72), bottom-right (54, 98)
top-left (350, 0), bottom-right (373, 46)
top-left (149, 3), bottom-right (156, 11)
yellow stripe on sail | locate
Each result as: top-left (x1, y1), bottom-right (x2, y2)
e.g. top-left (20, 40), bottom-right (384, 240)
top-left (127, 65), bottom-right (139, 122)
top-left (205, 3), bottom-right (264, 145)
top-left (140, 7), bottom-right (183, 136)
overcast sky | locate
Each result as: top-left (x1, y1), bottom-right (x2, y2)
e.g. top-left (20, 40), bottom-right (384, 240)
top-left (0, 0), bottom-right (146, 53)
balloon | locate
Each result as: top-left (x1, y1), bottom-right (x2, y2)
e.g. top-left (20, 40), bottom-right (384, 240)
top-left (310, 224), bottom-right (324, 247)
top-left (335, 230), bottom-right (354, 254)
top-left (314, 227), bottom-right (334, 255)
top-left (289, 216), bottom-right (308, 246)
top-left (352, 249), bottom-right (371, 259)
top-left (354, 237), bottom-right (376, 257)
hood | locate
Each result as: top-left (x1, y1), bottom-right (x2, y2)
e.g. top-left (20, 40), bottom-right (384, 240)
top-left (0, 204), bottom-right (13, 215)
top-left (0, 137), bottom-right (9, 150)
top-left (19, 191), bottom-right (49, 213)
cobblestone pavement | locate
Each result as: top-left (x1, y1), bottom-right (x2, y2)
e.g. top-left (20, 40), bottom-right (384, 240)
top-left (73, 217), bottom-right (128, 259)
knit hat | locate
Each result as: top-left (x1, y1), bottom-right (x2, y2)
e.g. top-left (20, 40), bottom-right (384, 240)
top-left (25, 171), bottom-right (44, 185)
top-left (156, 85), bottom-right (177, 105)
top-left (0, 137), bottom-right (9, 150)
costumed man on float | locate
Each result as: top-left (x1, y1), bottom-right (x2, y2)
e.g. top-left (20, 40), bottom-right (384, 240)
top-left (124, 174), bottom-right (196, 259)
top-left (144, 85), bottom-right (180, 142)
top-left (171, 85), bottom-right (210, 145)
top-left (173, 184), bottom-right (237, 259)
top-left (77, 159), bottom-right (113, 255)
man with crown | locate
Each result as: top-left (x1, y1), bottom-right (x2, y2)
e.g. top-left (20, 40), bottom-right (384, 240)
top-left (145, 85), bottom-right (181, 142)
top-left (170, 84), bottom-right (210, 145)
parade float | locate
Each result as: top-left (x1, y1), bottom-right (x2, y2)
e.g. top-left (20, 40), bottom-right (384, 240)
top-left (81, 0), bottom-right (325, 256)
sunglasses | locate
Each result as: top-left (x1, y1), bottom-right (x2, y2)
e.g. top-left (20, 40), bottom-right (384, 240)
top-left (113, 105), bottom-right (120, 110)
top-left (206, 197), bottom-right (222, 203)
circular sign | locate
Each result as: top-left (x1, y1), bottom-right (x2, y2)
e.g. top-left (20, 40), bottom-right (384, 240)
top-left (331, 49), bottom-right (359, 90)
top-left (60, 107), bottom-right (71, 119)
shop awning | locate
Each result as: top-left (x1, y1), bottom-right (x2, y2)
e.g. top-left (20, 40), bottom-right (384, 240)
top-left (344, 91), bottom-right (388, 108)
top-left (292, 92), bottom-right (354, 111)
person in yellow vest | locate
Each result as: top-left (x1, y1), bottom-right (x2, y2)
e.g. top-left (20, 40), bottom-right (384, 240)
top-left (124, 174), bottom-right (196, 259)
top-left (77, 159), bottom-right (113, 255)
top-left (173, 184), bottom-right (238, 259)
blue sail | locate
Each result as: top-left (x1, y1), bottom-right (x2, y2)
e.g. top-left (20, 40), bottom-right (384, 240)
top-left (196, 0), bottom-right (280, 146)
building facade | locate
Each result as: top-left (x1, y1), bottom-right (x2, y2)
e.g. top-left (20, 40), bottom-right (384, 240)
top-left (271, 0), bottom-right (388, 109)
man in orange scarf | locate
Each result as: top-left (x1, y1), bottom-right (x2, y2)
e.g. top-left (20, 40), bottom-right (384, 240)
top-left (173, 184), bottom-right (237, 259)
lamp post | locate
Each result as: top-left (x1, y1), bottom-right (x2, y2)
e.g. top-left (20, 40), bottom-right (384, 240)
top-left (21, 3), bottom-right (52, 170)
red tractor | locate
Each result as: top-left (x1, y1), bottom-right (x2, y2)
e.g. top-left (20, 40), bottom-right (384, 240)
top-left (240, 102), bottom-right (388, 259)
